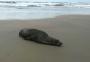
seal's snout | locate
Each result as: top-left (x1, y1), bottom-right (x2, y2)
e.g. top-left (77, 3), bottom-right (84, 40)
top-left (56, 42), bottom-right (63, 47)
top-left (52, 39), bottom-right (63, 47)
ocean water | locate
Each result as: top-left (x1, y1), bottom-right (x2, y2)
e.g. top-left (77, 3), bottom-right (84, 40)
top-left (0, 1), bottom-right (90, 20)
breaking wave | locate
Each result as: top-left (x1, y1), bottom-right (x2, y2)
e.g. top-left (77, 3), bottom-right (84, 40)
top-left (0, 1), bottom-right (90, 9)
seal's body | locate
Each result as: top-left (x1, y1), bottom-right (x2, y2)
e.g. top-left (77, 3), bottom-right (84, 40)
top-left (19, 28), bottom-right (63, 47)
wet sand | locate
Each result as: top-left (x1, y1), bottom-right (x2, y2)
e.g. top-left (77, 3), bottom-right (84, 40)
top-left (0, 15), bottom-right (90, 62)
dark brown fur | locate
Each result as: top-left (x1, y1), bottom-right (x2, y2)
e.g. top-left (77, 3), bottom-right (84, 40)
top-left (19, 28), bottom-right (63, 47)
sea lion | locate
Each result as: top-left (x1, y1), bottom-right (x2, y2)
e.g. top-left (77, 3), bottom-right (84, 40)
top-left (19, 28), bottom-right (63, 47)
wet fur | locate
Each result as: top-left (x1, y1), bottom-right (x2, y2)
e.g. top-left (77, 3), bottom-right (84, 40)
top-left (19, 28), bottom-right (63, 47)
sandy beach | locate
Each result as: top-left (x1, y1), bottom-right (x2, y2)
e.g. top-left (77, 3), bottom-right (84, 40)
top-left (0, 15), bottom-right (90, 62)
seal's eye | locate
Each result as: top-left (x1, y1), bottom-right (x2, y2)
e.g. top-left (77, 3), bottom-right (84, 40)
top-left (54, 40), bottom-right (59, 43)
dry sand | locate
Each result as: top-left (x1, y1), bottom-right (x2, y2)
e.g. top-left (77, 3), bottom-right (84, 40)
top-left (0, 15), bottom-right (90, 62)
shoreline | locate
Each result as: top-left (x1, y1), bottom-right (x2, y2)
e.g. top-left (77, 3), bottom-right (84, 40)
top-left (0, 14), bottom-right (90, 21)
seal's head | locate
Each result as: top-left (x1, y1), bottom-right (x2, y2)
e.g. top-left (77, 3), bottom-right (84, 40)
top-left (54, 40), bottom-right (63, 47)
top-left (47, 37), bottom-right (63, 47)
top-left (52, 39), bottom-right (63, 47)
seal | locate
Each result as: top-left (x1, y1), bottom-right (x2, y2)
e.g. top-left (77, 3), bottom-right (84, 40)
top-left (19, 28), bottom-right (63, 47)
